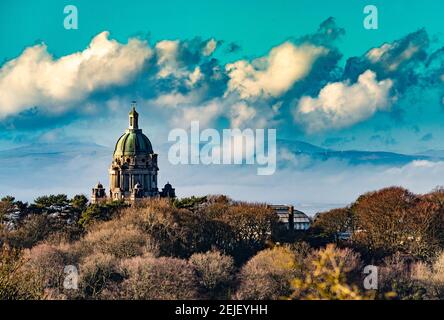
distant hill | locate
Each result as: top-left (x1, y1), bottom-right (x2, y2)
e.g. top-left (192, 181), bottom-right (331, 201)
top-left (415, 150), bottom-right (444, 159)
top-left (277, 139), bottom-right (327, 154)
top-left (0, 142), bottom-right (112, 200)
top-left (277, 139), bottom-right (440, 166)
top-left (2, 139), bottom-right (443, 169)
top-left (0, 142), bottom-right (110, 161)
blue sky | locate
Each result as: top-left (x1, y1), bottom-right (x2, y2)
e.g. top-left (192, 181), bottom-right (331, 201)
top-left (1, 0), bottom-right (443, 59)
top-left (1, 0), bottom-right (444, 210)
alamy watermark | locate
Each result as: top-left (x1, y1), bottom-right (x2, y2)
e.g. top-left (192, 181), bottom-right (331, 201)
top-left (363, 5), bottom-right (378, 30)
top-left (63, 5), bottom-right (78, 30)
top-left (168, 121), bottom-right (277, 175)
top-left (363, 265), bottom-right (378, 290)
top-left (63, 265), bottom-right (79, 290)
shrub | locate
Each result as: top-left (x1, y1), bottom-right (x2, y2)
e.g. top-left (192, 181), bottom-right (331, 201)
top-left (433, 252), bottom-right (444, 276)
top-left (290, 242), bottom-right (312, 266)
top-left (79, 253), bottom-right (123, 299)
top-left (173, 196), bottom-right (207, 210)
top-left (119, 199), bottom-right (188, 257)
top-left (0, 245), bottom-right (44, 299)
top-left (235, 246), bottom-right (296, 300)
top-left (332, 246), bottom-right (362, 281)
top-left (120, 256), bottom-right (199, 299)
top-left (70, 194), bottom-right (88, 212)
top-left (23, 243), bottom-right (66, 290)
top-left (0, 196), bottom-right (15, 223)
top-left (312, 208), bottom-right (355, 242)
top-left (378, 252), bottom-right (423, 299)
top-left (289, 244), bottom-right (368, 300)
top-left (4, 215), bottom-right (50, 248)
top-left (78, 200), bottom-right (127, 227)
top-left (44, 223), bottom-right (84, 244)
top-left (411, 251), bottom-right (444, 299)
top-left (82, 224), bottom-right (146, 259)
top-left (34, 194), bottom-right (69, 208)
top-left (120, 198), bottom-right (227, 258)
top-left (205, 195), bottom-right (231, 205)
top-left (189, 250), bottom-right (235, 299)
top-left (213, 202), bottom-right (278, 263)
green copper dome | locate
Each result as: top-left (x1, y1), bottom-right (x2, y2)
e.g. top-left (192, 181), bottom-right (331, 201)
top-left (113, 104), bottom-right (153, 156)
top-left (113, 130), bottom-right (153, 156)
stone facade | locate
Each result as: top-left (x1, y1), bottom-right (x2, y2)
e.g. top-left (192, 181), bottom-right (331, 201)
top-left (91, 102), bottom-right (175, 204)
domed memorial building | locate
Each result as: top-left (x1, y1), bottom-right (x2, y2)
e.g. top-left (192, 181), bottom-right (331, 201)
top-left (91, 102), bottom-right (175, 204)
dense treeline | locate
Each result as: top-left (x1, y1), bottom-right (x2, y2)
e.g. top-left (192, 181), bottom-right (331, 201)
top-left (1, 187), bottom-right (444, 300)
top-left (312, 187), bottom-right (444, 259)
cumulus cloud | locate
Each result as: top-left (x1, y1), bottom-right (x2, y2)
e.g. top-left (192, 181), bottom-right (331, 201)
top-left (294, 70), bottom-right (394, 132)
top-left (296, 17), bottom-right (345, 48)
top-left (154, 37), bottom-right (220, 88)
top-left (1, 22), bottom-right (442, 140)
top-left (0, 31), bottom-right (152, 119)
top-left (229, 102), bottom-right (257, 128)
top-left (0, 32), bottom-right (227, 126)
top-left (365, 40), bottom-right (423, 72)
top-left (202, 38), bottom-right (218, 56)
top-left (155, 40), bottom-right (182, 79)
top-left (365, 29), bottom-right (428, 71)
top-left (344, 29), bottom-right (429, 92)
top-left (172, 100), bottom-right (223, 128)
top-left (148, 91), bottom-right (201, 108)
top-left (185, 67), bottom-right (206, 89)
top-left (225, 42), bottom-right (328, 99)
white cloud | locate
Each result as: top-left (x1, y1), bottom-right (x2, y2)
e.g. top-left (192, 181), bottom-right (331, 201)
top-left (155, 40), bottom-right (183, 79)
top-left (187, 66), bottom-right (203, 87)
top-left (365, 32), bottom-right (425, 72)
top-left (172, 100), bottom-right (223, 128)
top-left (294, 70), bottom-right (394, 133)
top-left (0, 31), bottom-right (152, 118)
top-left (149, 91), bottom-right (200, 108)
top-left (229, 102), bottom-right (256, 128)
top-left (366, 43), bottom-right (393, 63)
top-left (387, 43), bottom-right (420, 72)
top-left (155, 39), bottom-right (211, 84)
top-left (225, 42), bottom-right (327, 99)
top-left (202, 38), bottom-right (217, 56)
top-left (408, 160), bottom-right (436, 168)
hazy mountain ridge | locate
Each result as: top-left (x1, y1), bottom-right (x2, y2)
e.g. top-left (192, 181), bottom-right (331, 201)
top-left (278, 139), bottom-right (440, 166)
top-left (0, 142), bottom-right (111, 159)
top-left (0, 140), bottom-right (442, 167)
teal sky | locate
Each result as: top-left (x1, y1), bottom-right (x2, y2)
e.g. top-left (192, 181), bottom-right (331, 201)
top-left (1, 0), bottom-right (443, 64)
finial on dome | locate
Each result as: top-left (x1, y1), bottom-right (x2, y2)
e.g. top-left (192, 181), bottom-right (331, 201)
top-left (129, 101), bottom-right (139, 129)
